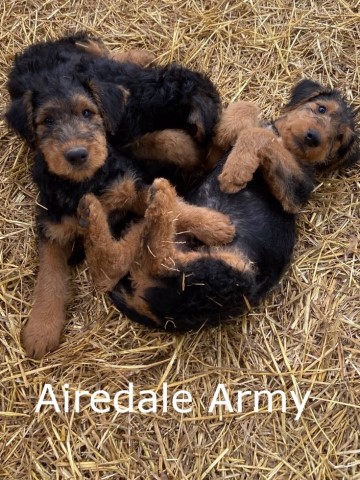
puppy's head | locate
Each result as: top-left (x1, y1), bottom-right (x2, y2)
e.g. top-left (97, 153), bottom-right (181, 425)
top-left (6, 77), bottom-right (128, 182)
top-left (276, 79), bottom-right (359, 170)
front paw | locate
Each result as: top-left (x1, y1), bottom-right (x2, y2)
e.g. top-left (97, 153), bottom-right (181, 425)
top-left (218, 163), bottom-right (254, 194)
top-left (77, 194), bottom-right (100, 228)
top-left (22, 316), bottom-right (62, 359)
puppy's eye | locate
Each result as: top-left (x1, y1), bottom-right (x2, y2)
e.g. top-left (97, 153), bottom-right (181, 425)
top-left (318, 105), bottom-right (327, 114)
top-left (44, 117), bottom-right (54, 125)
top-left (82, 109), bottom-right (93, 119)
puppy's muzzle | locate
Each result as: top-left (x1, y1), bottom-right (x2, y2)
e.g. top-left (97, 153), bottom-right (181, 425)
top-left (65, 147), bottom-right (89, 166)
top-left (304, 129), bottom-right (321, 147)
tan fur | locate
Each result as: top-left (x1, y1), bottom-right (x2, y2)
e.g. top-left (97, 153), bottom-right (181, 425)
top-left (110, 49), bottom-right (155, 67)
top-left (76, 39), bottom-right (154, 67)
top-left (98, 175), bottom-right (236, 245)
top-left (218, 126), bottom-right (305, 213)
top-left (78, 176), bottom-right (236, 291)
top-left (22, 241), bottom-right (72, 359)
top-left (130, 130), bottom-right (203, 169)
top-left (40, 129), bottom-right (107, 182)
top-left (275, 101), bottom-right (337, 165)
top-left (42, 216), bottom-right (81, 244)
top-left (78, 194), bottom-right (146, 292)
top-left (216, 97), bottom-right (353, 212)
top-left (75, 38), bottom-right (108, 57)
top-left (214, 101), bottom-right (261, 150)
top-left (99, 174), bottom-right (143, 214)
top-left (35, 95), bottom-right (108, 182)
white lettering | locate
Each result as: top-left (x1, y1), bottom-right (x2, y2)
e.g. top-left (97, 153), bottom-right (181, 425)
top-left (291, 390), bottom-right (311, 420)
top-left (113, 382), bottom-right (134, 413)
top-left (209, 384), bottom-right (233, 413)
top-left (172, 391), bottom-right (193, 413)
top-left (35, 384), bottom-right (60, 413)
top-left (90, 390), bottom-right (110, 413)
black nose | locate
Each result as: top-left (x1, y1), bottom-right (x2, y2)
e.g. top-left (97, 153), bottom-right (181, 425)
top-left (65, 147), bottom-right (88, 166)
top-left (304, 129), bottom-right (321, 147)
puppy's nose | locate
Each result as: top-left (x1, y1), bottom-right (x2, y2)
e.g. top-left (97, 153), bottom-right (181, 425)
top-left (304, 129), bottom-right (321, 147)
top-left (65, 147), bottom-right (88, 166)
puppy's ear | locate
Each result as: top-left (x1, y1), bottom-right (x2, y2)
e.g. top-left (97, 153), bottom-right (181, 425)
top-left (188, 93), bottom-right (221, 144)
top-left (87, 80), bottom-right (129, 134)
top-left (337, 133), bottom-right (359, 169)
top-left (5, 91), bottom-right (34, 144)
top-left (284, 79), bottom-right (330, 111)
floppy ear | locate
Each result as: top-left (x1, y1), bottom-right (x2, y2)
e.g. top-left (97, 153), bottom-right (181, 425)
top-left (86, 80), bottom-right (129, 134)
top-left (284, 79), bottom-right (330, 111)
top-left (338, 134), bottom-right (359, 168)
top-left (188, 92), bottom-right (221, 144)
top-left (5, 90), bottom-right (34, 144)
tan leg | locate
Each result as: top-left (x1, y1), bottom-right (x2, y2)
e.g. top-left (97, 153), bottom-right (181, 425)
top-left (75, 38), bottom-right (155, 67)
top-left (100, 177), bottom-right (235, 246)
top-left (78, 194), bottom-right (145, 291)
top-left (99, 174), bottom-right (149, 216)
top-left (41, 216), bottom-right (80, 245)
top-left (140, 179), bottom-right (180, 275)
top-left (218, 126), bottom-right (307, 213)
top-left (110, 49), bottom-right (155, 67)
top-left (129, 130), bottom-right (203, 170)
top-left (22, 240), bottom-right (72, 359)
top-left (214, 101), bottom-right (261, 150)
top-left (218, 127), bottom-right (265, 193)
top-left (259, 140), bottom-right (308, 214)
top-left (139, 179), bottom-right (209, 276)
top-left (173, 201), bottom-right (235, 246)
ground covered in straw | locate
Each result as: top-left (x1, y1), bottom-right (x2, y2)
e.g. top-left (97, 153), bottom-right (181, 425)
top-left (0, 1), bottom-right (359, 479)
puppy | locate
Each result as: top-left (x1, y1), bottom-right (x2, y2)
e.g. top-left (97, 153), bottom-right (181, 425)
top-left (78, 79), bottom-right (359, 329)
top-left (216, 79), bottom-right (359, 213)
top-left (5, 33), bottom-right (234, 358)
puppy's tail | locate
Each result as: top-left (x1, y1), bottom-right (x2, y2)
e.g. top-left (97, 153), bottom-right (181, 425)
top-left (110, 257), bottom-right (256, 331)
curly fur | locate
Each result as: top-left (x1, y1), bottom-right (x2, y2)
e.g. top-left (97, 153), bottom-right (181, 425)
top-left (105, 80), bottom-right (359, 329)
top-left (5, 33), bottom-right (225, 358)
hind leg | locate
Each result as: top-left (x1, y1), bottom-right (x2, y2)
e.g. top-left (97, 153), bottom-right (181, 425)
top-left (100, 177), bottom-right (235, 246)
top-left (140, 179), bottom-right (214, 276)
top-left (140, 178), bottom-right (180, 275)
top-left (78, 194), bottom-right (144, 291)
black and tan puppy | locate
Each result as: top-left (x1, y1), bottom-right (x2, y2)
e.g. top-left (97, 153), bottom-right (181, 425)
top-left (5, 33), bottom-right (233, 358)
top-left (78, 80), bottom-right (359, 329)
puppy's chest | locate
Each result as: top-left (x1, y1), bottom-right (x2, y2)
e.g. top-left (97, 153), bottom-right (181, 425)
top-left (34, 158), bottom-right (126, 222)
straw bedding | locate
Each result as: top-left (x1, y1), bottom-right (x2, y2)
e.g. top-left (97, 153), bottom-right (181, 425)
top-left (0, 1), bottom-right (359, 479)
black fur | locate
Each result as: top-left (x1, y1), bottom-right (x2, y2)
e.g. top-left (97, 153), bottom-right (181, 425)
top-left (112, 164), bottom-right (298, 328)
top-left (6, 32), bottom-right (220, 148)
top-left (111, 81), bottom-right (359, 330)
top-left (5, 33), bottom-right (221, 253)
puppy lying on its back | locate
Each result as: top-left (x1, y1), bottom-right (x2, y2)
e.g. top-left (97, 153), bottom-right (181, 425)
top-left (78, 80), bottom-right (359, 329)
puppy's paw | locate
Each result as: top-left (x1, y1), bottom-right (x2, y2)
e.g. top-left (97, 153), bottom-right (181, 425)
top-left (111, 49), bottom-right (155, 67)
top-left (146, 179), bottom-right (177, 219)
top-left (22, 317), bottom-right (62, 359)
top-left (218, 168), bottom-right (252, 193)
top-left (194, 212), bottom-right (235, 246)
top-left (218, 150), bottom-right (257, 194)
top-left (206, 213), bottom-right (236, 245)
top-left (77, 194), bottom-right (100, 228)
